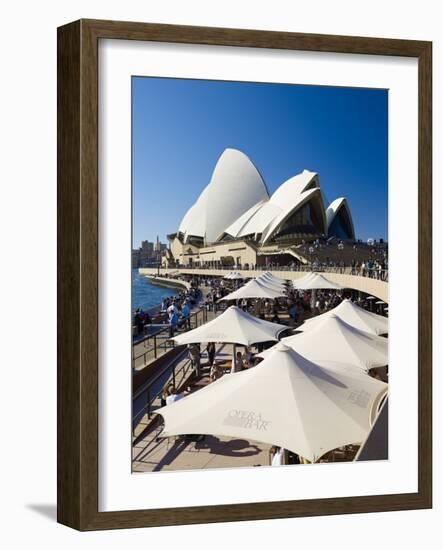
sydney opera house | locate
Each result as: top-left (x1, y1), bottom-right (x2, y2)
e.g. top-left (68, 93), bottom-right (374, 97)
top-left (165, 148), bottom-right (355, 269)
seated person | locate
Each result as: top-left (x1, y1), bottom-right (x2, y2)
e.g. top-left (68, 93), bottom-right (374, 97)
top-left (164, 385), bottom-right (190, 405)
top-left (232, 351), bottom-right (244, 372)
top-left (269, 445), bottom-right (285, 466)
top-left (242, 347), bottom-right (254, 368)
top-left (209, 362), bottom-right (223, 382)
top-left (271, 313), bottom-right (281, 324)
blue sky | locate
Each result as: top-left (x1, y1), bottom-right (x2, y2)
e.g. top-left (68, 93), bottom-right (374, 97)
top-left (132, 77), bottom-right (387, 247)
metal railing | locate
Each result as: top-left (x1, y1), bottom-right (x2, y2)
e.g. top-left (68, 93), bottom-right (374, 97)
top-left (169, 264), bottom-right (389, 282)
top-left (132, 353), bottom-right (193, 435)
top-left (132, 307), bottom-right (208, 370)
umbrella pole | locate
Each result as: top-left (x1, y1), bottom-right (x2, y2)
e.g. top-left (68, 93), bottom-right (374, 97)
top-left (231, 343), bottom-right (237, 373)
top-left (310, 289), bottom-right (317, 312)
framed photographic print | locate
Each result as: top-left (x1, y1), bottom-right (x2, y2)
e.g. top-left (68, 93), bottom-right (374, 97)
top-left (57, 19), bottom-right (432, 530)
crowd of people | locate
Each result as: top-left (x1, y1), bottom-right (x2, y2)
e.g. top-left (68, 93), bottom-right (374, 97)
top-left (154, 273), bottom-right (386, 464)
top-left (133, 281), bottom-right (203, 339)
top-left (173, 239), bottom-right (388, 281)
top-left (133, 308), bottom-right (152, 336)
top-left (160, 285), bottom-right (203, 337)
top-left (135, 241), bottom-right (392, 470)
top-left (228, 287), bottom-right (346, 329)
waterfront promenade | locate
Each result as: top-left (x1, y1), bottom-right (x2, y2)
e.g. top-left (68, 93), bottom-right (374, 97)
top-left (140, 266), bottom-right (389, 302)
top-left (132, 270), bottom-right (388, 471)
top-left (132, 341), bottom-right (273, 472)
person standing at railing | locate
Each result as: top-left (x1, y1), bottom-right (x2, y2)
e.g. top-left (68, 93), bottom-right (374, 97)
top-left (169, 310), bottom-right (178, 337)
top-left (181, 301), bottom-right (191, 330)
top-left (206, 342), bottom-right (216, 368)
top-left (188, 344), bottom-right (201, 377)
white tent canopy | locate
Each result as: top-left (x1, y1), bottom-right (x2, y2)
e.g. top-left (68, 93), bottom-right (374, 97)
top-left (258, 314), bottom-right (388, 372)
top-left (171, 305), bottom-right (287, 347)
top-left (157, 343), bottom-right (387, 462)
top-left (255, 274), bottom-right (286, 291)
top-left (224, 271), bottom-right (244, 280)
top-left (300, 298), bottom-right (389, 336)
top-left (292, 272), bottom-right (343, 290)
top-left (262, 272), bottom-right (288, 284)
top-left (292, 271), bottom-right (316, 283)
top-left (219, 279), bottom-right (286, 301)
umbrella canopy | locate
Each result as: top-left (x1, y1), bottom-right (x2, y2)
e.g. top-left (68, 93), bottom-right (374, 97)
top-left (219, 279), bottom-right (286, 301)
top-left (300, 298), bottom-right (389, 336)
top-left (255, 274), bottom-right (286, 292)
top-left (157, 343), bottom-right (387, 462)
top-left (258, 314), bottom-right (388, 372)
top-left (262, 272), bottom-right (288, 285)
top-left (293, 272), bottom-right (343, 290)
top-left (224, 271), bottom-right (244, 280)
top-left (172, 305), bottom-right (287, 347)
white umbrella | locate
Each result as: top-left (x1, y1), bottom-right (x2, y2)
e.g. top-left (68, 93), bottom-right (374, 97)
top-left (292, 271), bottom-right (316, 285)
top-left (219, 279), bottom-right (286, 301)
top-left (259, 272), bottom-right (288, 286)
top-left (255, 275), bottom-right (286, 292)
top-left (228, 272), bottom-right (244, 280)
top-left (171, 305), bottom-right (287, 347)
top-left (293, 272), bottom-right (343, 290)
top-left (258, 314), bottom-right (388, 372)
top-left (290, 272), bottom-right (317, 293)
top-left (157, 343), bottom-right (387, 462)
top-left (300, 299), bottom-right (389, 336)
top-left (223, 272), bottom-right (234, 279)
top-left (257, 273), bottom-right (285, 284)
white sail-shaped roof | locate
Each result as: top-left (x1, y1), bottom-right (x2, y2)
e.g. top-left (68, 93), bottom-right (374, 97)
top-left (174, 151), bottom-right (355, 248)
top-left (222, 199), bottom-right (268, 238)
top-left (325, 197), bottom-right (355, 239)
top-left (178, 149), bottom-right (269, 244)
top-left (223, 169), bottom-right (326, 242)
top-left (261, 187), bottom-right (325, 244)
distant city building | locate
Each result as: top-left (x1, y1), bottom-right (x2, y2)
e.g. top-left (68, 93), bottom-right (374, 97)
top-left (165, 148), bottom-right (357, 269)
top-left (133, 238), bottom-right (168, 268)
top-left (132, 249), bottom-right (141, 268)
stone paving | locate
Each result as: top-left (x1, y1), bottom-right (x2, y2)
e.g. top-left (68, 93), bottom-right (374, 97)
top-left (132, 342), bottom-right (276, 472)
top-left (131, 284), bottom-right (313, 472)
top-left (132, 424), bottom-right (272, 473)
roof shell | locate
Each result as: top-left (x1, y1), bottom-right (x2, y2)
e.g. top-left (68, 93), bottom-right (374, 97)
top-left (224, 169), bottom-right (326, 242)
top-left (178, 149), bottom-right (269, 244)
top-left (325, 197), bottom-right (355, 239)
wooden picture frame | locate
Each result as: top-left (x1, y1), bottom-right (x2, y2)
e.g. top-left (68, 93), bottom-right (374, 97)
top-left (57, 19), bottom-right (432, 530)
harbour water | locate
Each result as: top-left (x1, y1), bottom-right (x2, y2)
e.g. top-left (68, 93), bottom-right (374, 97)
top-left (132, 269), bottom-right (178, 312)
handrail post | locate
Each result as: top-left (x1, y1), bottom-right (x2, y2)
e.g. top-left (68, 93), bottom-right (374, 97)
top-left (154, 335), bottom-right (157, 358)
